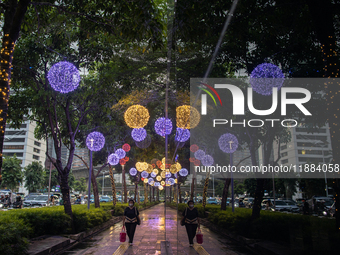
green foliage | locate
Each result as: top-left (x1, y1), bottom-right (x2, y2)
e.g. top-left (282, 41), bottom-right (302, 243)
top-left (24, 161), bottom-right (46, 193)
top-left (73, 177), bottom-right (87, 193)
top-left (0, 155), bottom-right (23, 191)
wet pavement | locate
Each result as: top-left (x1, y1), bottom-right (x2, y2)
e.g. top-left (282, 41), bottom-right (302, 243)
top-left (62, 203), bottom-right (252, 255)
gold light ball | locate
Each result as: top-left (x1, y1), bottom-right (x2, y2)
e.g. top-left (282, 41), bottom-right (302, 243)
top-left (176, 105), bottom-right (200, 129)
top-left (175, 162), bottom-right (181, 171)
top-left (159, 185), bottom-right (164, 190)
top-left (156, 176), bottom-right (162, 181)
top-left (170, 164), bottom-right (177, 174)
top-left (146, 164), bottom-right (153, 173)
top-left (153, 169), bottom-right (159, 175)
top-left (160, 181), bottom-right (165, 186)
top-left (143, 178), bottom-right (148, 183)
top-left (124, 105), bottom-right (150, 128)
top-left (160, 171), bottom-right (166, 178)
top-left (141, 162), bottom-right (148, 171)
top-left (136, 162), bottom-right (143, 172)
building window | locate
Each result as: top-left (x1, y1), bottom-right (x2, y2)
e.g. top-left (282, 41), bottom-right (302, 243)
top-left (298, 157), bottom-right (324, 163)
top-left (20, 124), bottom-right (27, 128)
top-left (33, 155), bottom-right (40, 160)
top-left (280, 144), bottom-right (287, 151)
top-left (297, 142), bottom-right (328, 148)
top-left (4, 138), bottom-right (25, 142)
top-left (281, 152), bottom-right (288, 157)
top-left (5, 130), bottom-right (26, 135)
top-left (296, 135), bottom-right (328, 141)
top-left (295, 128), bottom-right (326, 133)
top-left (3, 145), bottom-right (24, 150)
top-left (34, 141), bottom-right (41, 147)
top-left (3, 152), bottom-right (24, 157)
top-left (298, 150), bottom-right (323, 155)
top-left (33, 148), bottom-right (40, 154)
top-left (281, 159), bottom-right (288, 164)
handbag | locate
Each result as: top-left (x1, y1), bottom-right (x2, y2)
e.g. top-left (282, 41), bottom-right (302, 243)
top-left (196, 228), bottom-right (203, 244)
top-left (135, 207), bottom-right (141, 225)
top-left (119, 226), bottom-right (126, 242)
top-left (180, 208), bottom-right (187, 226)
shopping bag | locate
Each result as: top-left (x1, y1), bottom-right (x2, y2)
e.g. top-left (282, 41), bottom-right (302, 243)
top-left (196, 228), bottom-right (203, 244)
top-left (120, 226), bottom-right (126, 242)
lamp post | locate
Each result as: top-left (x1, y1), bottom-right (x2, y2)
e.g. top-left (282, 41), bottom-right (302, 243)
top-left (86, 131), bottom-right (105, 210)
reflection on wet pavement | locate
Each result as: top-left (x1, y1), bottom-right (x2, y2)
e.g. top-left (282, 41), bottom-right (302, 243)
top-left (62, 203), bottom-right (250, 255)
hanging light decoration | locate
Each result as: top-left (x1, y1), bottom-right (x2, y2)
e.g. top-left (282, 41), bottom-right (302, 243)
top-left (124, 105), bottom-right (150, 128)
top-left (151, 172), bottom-right (157, 178)
top-left (86, 132), bottom-right (105, 151)
top-left (129, 168), bottom-right (138, 176)
top-left (47, 61), bottom-right (80, 93)
top-left (135, 134), bottom-right (151, 149)
top-left (141, 162), bottom-right (148, 171)
top-left (159, 185), bottom-right (164, 190)
top-left (131, 128), bottom-right (147, 142)
top-left (176, 105), bottom-right (200, 129)
top-left (154, 117), bottom-right (173, 136)
top-left (141, 171), bottom-right (149, 178)
top-left (122, 143), bottom-right (131, 152)
top-left (152, 169), bottom-right (159, 175)
top-left (202, 155), bottom-right (214, 166)
top-left (168, 178), bottom-right (175, 185)
top-left (175, 128), bottom-right (190, 142)
top-left (143, 178), bottom-right (148, 183)
top-left (146, 164), bottom-right (153, 173)
top-left (160, 171), bottom-right (166, 178)
top-left (170, 164), bottom-right (178, 174)
top-left (119, 158), bottom-right (126, 165)
top-left (179, 168), bottom-right (188, 177)
top-left (154, 182), bottom-right (160, 187)
top-left (250, 63), bottom-right (285, 96)
top-left (108, 153), bottom-right (119, 166)
top-left (190, 144), bottom-right (199, 152)
top-left (218, 133), bottom-right (239, 153)
top-left (115, 148), bottom-right (126, 159)
top-left (148, 178), bottom-right (154, 185)
top-left (124, 156), bottom-right (129, 162)
top-left (136, 162), bottom-right (143, 172)
top-left (156, 175), bottom-right (162, 181)
top-left (160, 181), bottom-right (165, 186)
top-left (194, 149), bottom-right (205, 160)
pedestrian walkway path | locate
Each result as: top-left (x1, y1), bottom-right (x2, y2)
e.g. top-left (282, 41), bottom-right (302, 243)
top-left (64, 203), bottom-right (241, 255)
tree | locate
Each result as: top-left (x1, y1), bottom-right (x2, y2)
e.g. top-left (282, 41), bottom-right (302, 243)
top-left (73, 177), bottom-right (87, 193)
top-left (0, 155), bottom-right (23, 191)
top-left (23, 161), bottom-right (45, 193)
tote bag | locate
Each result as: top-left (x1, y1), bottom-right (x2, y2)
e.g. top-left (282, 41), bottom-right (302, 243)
top-left (120, 226), bottom-right (126, 242)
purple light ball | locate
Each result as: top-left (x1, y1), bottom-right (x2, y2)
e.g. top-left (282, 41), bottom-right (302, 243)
top-left (218, 133), bottom-right (238, 153)
top-left (47, 61), bottom-right (80, 93)
top-left (179, 168), bottom-right (188, 177)
top-left (175, 128), bottom-right (190, 142)
top-left (165, 172), bottom-right (171, 178)
top-left (131, 128), bottom-right (147, 142)
top-left (202, 155), bottom-right (214, 166)
top-left (141, 171), bottom-right (149, 178)
top-left (86, 132), bottom-right (105, 151)
top-left (154, 182), bottom-right (160, 187)
top-left (151, 172), bottom-right (157, 178)
top-left (148, 178), bottom-right (154, 185)
top-left (155, 117), bottom-right (172, 136)
top-left (108, 153), bottom-right (120, 165)
top-left (194, 149), bottom-right (205, 160)
top-left (129, 168), bottom-right (138, 176)
top-left (250, 63), bottom-right (284, 95)
top-left (115, 148), bottom-right (126, 159)
top-left (168, 178), bottom-right (175, 185)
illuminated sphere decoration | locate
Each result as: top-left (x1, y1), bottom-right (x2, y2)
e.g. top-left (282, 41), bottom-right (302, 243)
top-left (108, 153), bottom-right (120, 166)
top-left (143, 178), bottom-right (148, 184)
top-left (156, 175), bottom-right (162, 181)
top-left (148, 178), bottom-right (154, 185)
top-left (175, 128), bottom-right (190, 142)
top-left (151, 172), bottom-right (157, 178)
top-left (131, 128), bottom-right (147, 142)
top-left (168, 178), bottom-right (175, 185)
top-left (194, 149), bottom-right (205, 160)
top-left (250, 63), bottom-right (285, 96)
top-left (165, 171), bottom-right (171, 178)
top-left (190, 144), bottom-right (199, 152)
top-left (124, 105), bottom-right (150, 128)
top-left (141, 171), bottom-right (149, 179)
top-left (122, 143), bottom-right (131, 152)
top-left (115, 148), bottom-right (126, 159)
top-left (119, 158), bottom-right (126, 165)
top-left (179, 168), bottom-right (188, 177)
top-left (129, 168), bottom-right (138, 176)
top-left (155, 117), bottom-right (172, 136)
top-left (86, 132), bottom-right (105, 151)
top-left (218, 133), bottom-right (239, 153)
top-left (47, 61), bottom-right (80, 93)
top-left (202, 155), bottom-right (214, 166)
top-left (135, 134), bottom-right (151, 149)
top-left (154, 182), bottom-right (160, 187)
top-left (159, 185), bottom-right (164, 190)
top-left (193, 159), bottom-right (201, 166)
top-left (176, 105), bottom-right (200, 129)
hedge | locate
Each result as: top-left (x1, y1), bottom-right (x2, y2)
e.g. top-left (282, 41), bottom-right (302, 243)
top-left (0, 201), bottom-right (159, 254)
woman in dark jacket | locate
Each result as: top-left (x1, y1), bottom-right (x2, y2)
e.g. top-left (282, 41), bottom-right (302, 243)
top-left (122, 199), bottom-right (141, 246)
top-left (181, 200), bottom-right (200, 247)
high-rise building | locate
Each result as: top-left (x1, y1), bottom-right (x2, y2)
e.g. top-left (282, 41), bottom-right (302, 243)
top-left (3, 120), bottom-right (47, 194)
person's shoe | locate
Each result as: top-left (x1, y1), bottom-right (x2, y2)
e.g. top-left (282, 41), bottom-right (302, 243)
top-left (189, 244), bottom-right (193, 247)
top-left (129, 243), bottom-right (133, 246)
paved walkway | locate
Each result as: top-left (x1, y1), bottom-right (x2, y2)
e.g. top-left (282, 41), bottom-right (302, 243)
top-left (63, 203), bottom-right (247, 255)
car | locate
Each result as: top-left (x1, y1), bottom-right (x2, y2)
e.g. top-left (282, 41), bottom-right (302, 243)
top-left (243, 197), bottom-right (254, 208)
top-left (23, 194), bottom-right (40, 207)
top-left (282, 200), bottom-right (300, 213)
top-left (31, 195), bottom-right (49, 207)
top-left (233, 199), bottom-right (245, 208)
top-left (100, 196), bottom-right (111, 202)
top-left (207, 198), bottom-right (218, 204)
top-left (271, 200), bottom-right (291, 212)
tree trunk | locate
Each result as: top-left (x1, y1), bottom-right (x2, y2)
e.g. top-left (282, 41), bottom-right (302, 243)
top-left (144, 182), bottom-right (147, 205)
top-left (152, 186), bottom-right (155, 202)
top-left (60, 174), bottom-right (75, 233)
top-left (221, 178), bottom-right (231, 210)
top-left (134, 182), bottom-right (138, 202)
top-left (178, 183), bottom-right (182, 203)
top-left (91, 169), bottom-right (100, 208)
top-left (173, 184), bottom-right (177, 203)
top-left (0, 0), bottom-right (30, 185)
top-left (122, 166), bottom-right (127, 203)
top-left (202, 172), bottom-right (210, 208)
top-left (190, 176), bottom-right (195, 200)
top-left (157, 187), bottom-right (159, 201)
top-left (149, 184), bottom-right (152, 202)
top-left (108, 165), bottom-right (116, 206)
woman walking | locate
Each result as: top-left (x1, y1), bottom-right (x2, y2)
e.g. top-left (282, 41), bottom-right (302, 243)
top-left (181, 200), bottom-right (200, 247)
top-left (123, 199), bottom-right (141, 246)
